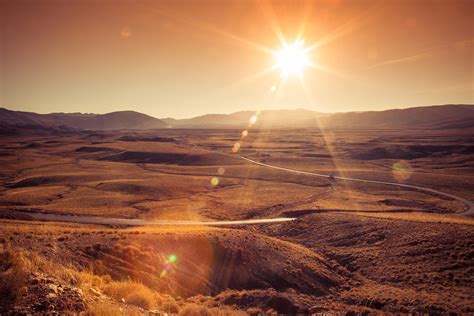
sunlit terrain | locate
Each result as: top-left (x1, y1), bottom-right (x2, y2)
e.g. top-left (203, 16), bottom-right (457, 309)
top-left (0, 123), bottom-right (473, 314)
top-left (1, 0), bottom-right (473, 314)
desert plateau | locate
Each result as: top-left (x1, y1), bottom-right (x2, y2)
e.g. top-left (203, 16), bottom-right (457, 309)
top-left (1, 106), bottom-right (473, 314)
top-left (1, 0), bottom-right (473, 314)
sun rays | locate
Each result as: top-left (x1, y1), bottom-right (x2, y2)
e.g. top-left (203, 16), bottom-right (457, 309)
top-left (273, 39), bottom-right (311, 78)
top-left (140, 0), bottom-right (369, 183)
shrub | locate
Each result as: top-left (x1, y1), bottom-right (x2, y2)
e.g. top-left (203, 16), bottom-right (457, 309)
top-left (162, 297), bottom-right (180, 314)
top-left (88, 302), bottom-right (124, 316)
top-left (103, 281), bottom-right (156, 310)
top-left (179, 303), bottom-right (246, 316)
top-left (126, 291), bottom-right (155, 310)
top-left (0, 246), bottom-right (28, 312)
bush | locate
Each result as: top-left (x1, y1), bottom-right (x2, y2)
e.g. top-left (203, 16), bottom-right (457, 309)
top-left (126, 291), bottom-right (155, 310)
top-left (103, 281), bottom-right (156, 310)
top-left (0, 246), bottom-right (28, 312)
top-left (88, 302), bottom-right (124, 316)
top-left (179, 303), bottom-right (246, 316)
top-left (162, 297), bottom-right (180, 314)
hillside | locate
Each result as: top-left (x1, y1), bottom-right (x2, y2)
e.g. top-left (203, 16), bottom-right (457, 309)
top-left (0, 108), bottom-right (168, 130)
top-left (162, 109), bottom-right (328, 128)
top-left (2, 104), bottom-right (473, 131)
top-left (164, 104), bottom-right (474, 129)
top-left (320, 104), bottom-right (474, 130)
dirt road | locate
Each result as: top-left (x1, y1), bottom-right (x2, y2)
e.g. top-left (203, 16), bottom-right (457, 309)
top-left (239, 156), bottom-right (474, 216)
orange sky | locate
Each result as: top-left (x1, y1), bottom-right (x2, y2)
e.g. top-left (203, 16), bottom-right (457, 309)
top-left (1, 0), bottom-right (473, 118)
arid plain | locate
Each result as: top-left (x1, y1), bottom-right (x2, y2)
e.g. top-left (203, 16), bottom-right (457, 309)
top-left (0, 127), bottom-right (473, 314)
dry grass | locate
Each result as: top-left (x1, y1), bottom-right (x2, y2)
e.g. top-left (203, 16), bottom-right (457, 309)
top-left (179, 303), bottom-right (246, 316)
top-left (0, 244), bottom-right (28, 312)
top-left (103, 281), bottom-right (157, 309)
top-left (87, 303), bottom-right (125, 316)
top-left (0, 244), bottom-right (169, 313)
top-left (350, 211), bottom-right (474, 225)
top-left (161, 297), bottom-right (180, 313)
top-left (3, 130), bottom-right (472, 221)
top-left (1, 129), bottom-right (473, 314)
top-left (18, 248), bottom-right (157, 311)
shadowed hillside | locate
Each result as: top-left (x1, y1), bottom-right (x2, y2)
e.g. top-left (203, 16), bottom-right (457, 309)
top-left (320, 104), bottom-right (474, 130)
top-left (164, 104), bottom-right (473, 129)
top-left (162, 109), bottom-right (328, 128)
top-left (3, 105), bottom-right (472, 131)
top-left (0, 108), bottom-right (168, 130)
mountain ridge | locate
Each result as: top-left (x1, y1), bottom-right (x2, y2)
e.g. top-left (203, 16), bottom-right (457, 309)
top-left (162, 104), bottom-right (474, 129)
top-left (1, 104), bottom-right (473, 131)
top-left (0, 108), bottom-right (168, 130)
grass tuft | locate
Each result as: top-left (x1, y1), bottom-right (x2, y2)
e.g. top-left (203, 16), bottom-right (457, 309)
top-left (0, 244), bottom-right (28, 312)
top-left (103, 281), bottom-right (156, 310)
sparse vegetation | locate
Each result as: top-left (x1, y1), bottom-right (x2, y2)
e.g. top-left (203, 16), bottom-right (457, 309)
top-left (179, 303), bottom-right (247, 316)
top-left (0, 128), bottom-right (473, 313)
top-left (0, 244), bottom-right (28, 312)
top-left (87, 303), bottom-right (125, 316)
top-left (103, 281), bottom-right (157, 309)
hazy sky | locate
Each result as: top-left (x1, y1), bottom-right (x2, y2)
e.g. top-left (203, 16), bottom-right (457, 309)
top-left (1, 0), bottom-right (473, 118)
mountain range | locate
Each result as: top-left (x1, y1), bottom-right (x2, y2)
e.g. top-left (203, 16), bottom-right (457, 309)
top-left (0, 104), bottom-right (472, 131)
top-left (161, 109), bottom-right (329, 128)
top-left (0, 108), bottom-right (168, 130)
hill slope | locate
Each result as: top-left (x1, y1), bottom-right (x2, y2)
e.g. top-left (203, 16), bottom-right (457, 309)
top-left (320, 104), bottom-right (474, 129)
top-left (2, 104), bottom-right (472, 131)
top-left (162, 109), bottom-right (328, 128)
top-left (163, 105), bottom-right (474, 129)
top-left (0, 108), bottom-right (168, 130)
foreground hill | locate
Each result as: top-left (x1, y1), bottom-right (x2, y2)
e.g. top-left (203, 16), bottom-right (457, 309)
top-left (0, 108), bottom-right (168, 130)
top-left (164, 104), bottom-right (474, 129)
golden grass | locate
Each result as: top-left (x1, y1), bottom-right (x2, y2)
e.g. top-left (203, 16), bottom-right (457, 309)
top-left (87, 303), bottom-right (125, 316)
top-left (0, 244), bottom-right (28, 312)
top-left (178, 303), bottom-right (247, 316)
top-left (349, 211), bottom-right (474, 225)
top-left (103, 281), bottom-right (157, 310)
top-left (15, 246), bottom-right (243, 314)
top-left (0, 218), bottom-right (220, 235)
top-left (2, 244), bottom-right (161, 312)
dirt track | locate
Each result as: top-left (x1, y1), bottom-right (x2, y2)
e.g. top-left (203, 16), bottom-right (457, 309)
top-left (238, 156), bottom-right (474, 216)
top-left (8, 154), bottom-right (473, 226)
top-left (18, 211), bottom-right (294, 226)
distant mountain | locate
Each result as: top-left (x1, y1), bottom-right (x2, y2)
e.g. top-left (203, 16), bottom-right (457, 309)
top-left (0, 108), bottom-right (168, 130)
top-left (319, 104), bottom-right (474, 130)
top-left (163, 105), bottom-right (474, 129)
top-left (162, 109), bottom-right (329, 128)
top-left (1, 104), bottom-right (472, 132)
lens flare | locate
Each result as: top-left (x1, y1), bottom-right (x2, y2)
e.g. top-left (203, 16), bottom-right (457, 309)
top-left (242, 130), bottom-right (248, 138)
top-left (249, 115), bottom-right (258, 125)
top-left (168, 254), bottom-right (177, 263)
top-left (210, 177), bottom-right (219, 186)
top-left (217, 167), bottom-right (225, 175)
top-left (392, 160), bottom-right (413, 181)
top-left (232, 142), bottom-right (241, 153)
top-left (160, 254), bottom-right (178, 278)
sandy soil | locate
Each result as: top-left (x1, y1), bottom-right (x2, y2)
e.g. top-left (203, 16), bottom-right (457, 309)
top-left (0, 128), bottom-right (473, 314)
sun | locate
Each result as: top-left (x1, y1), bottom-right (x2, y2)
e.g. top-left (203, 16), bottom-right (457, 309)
top-left (274, 40), bottom-right (310, 77)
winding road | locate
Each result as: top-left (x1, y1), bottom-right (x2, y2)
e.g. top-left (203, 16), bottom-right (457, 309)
top-left (8, 155), bottom-right (474, 226)
top-left (21, 212), bottom-right (294, 226)
top-left (239, 156), bottom-right (474, 216)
